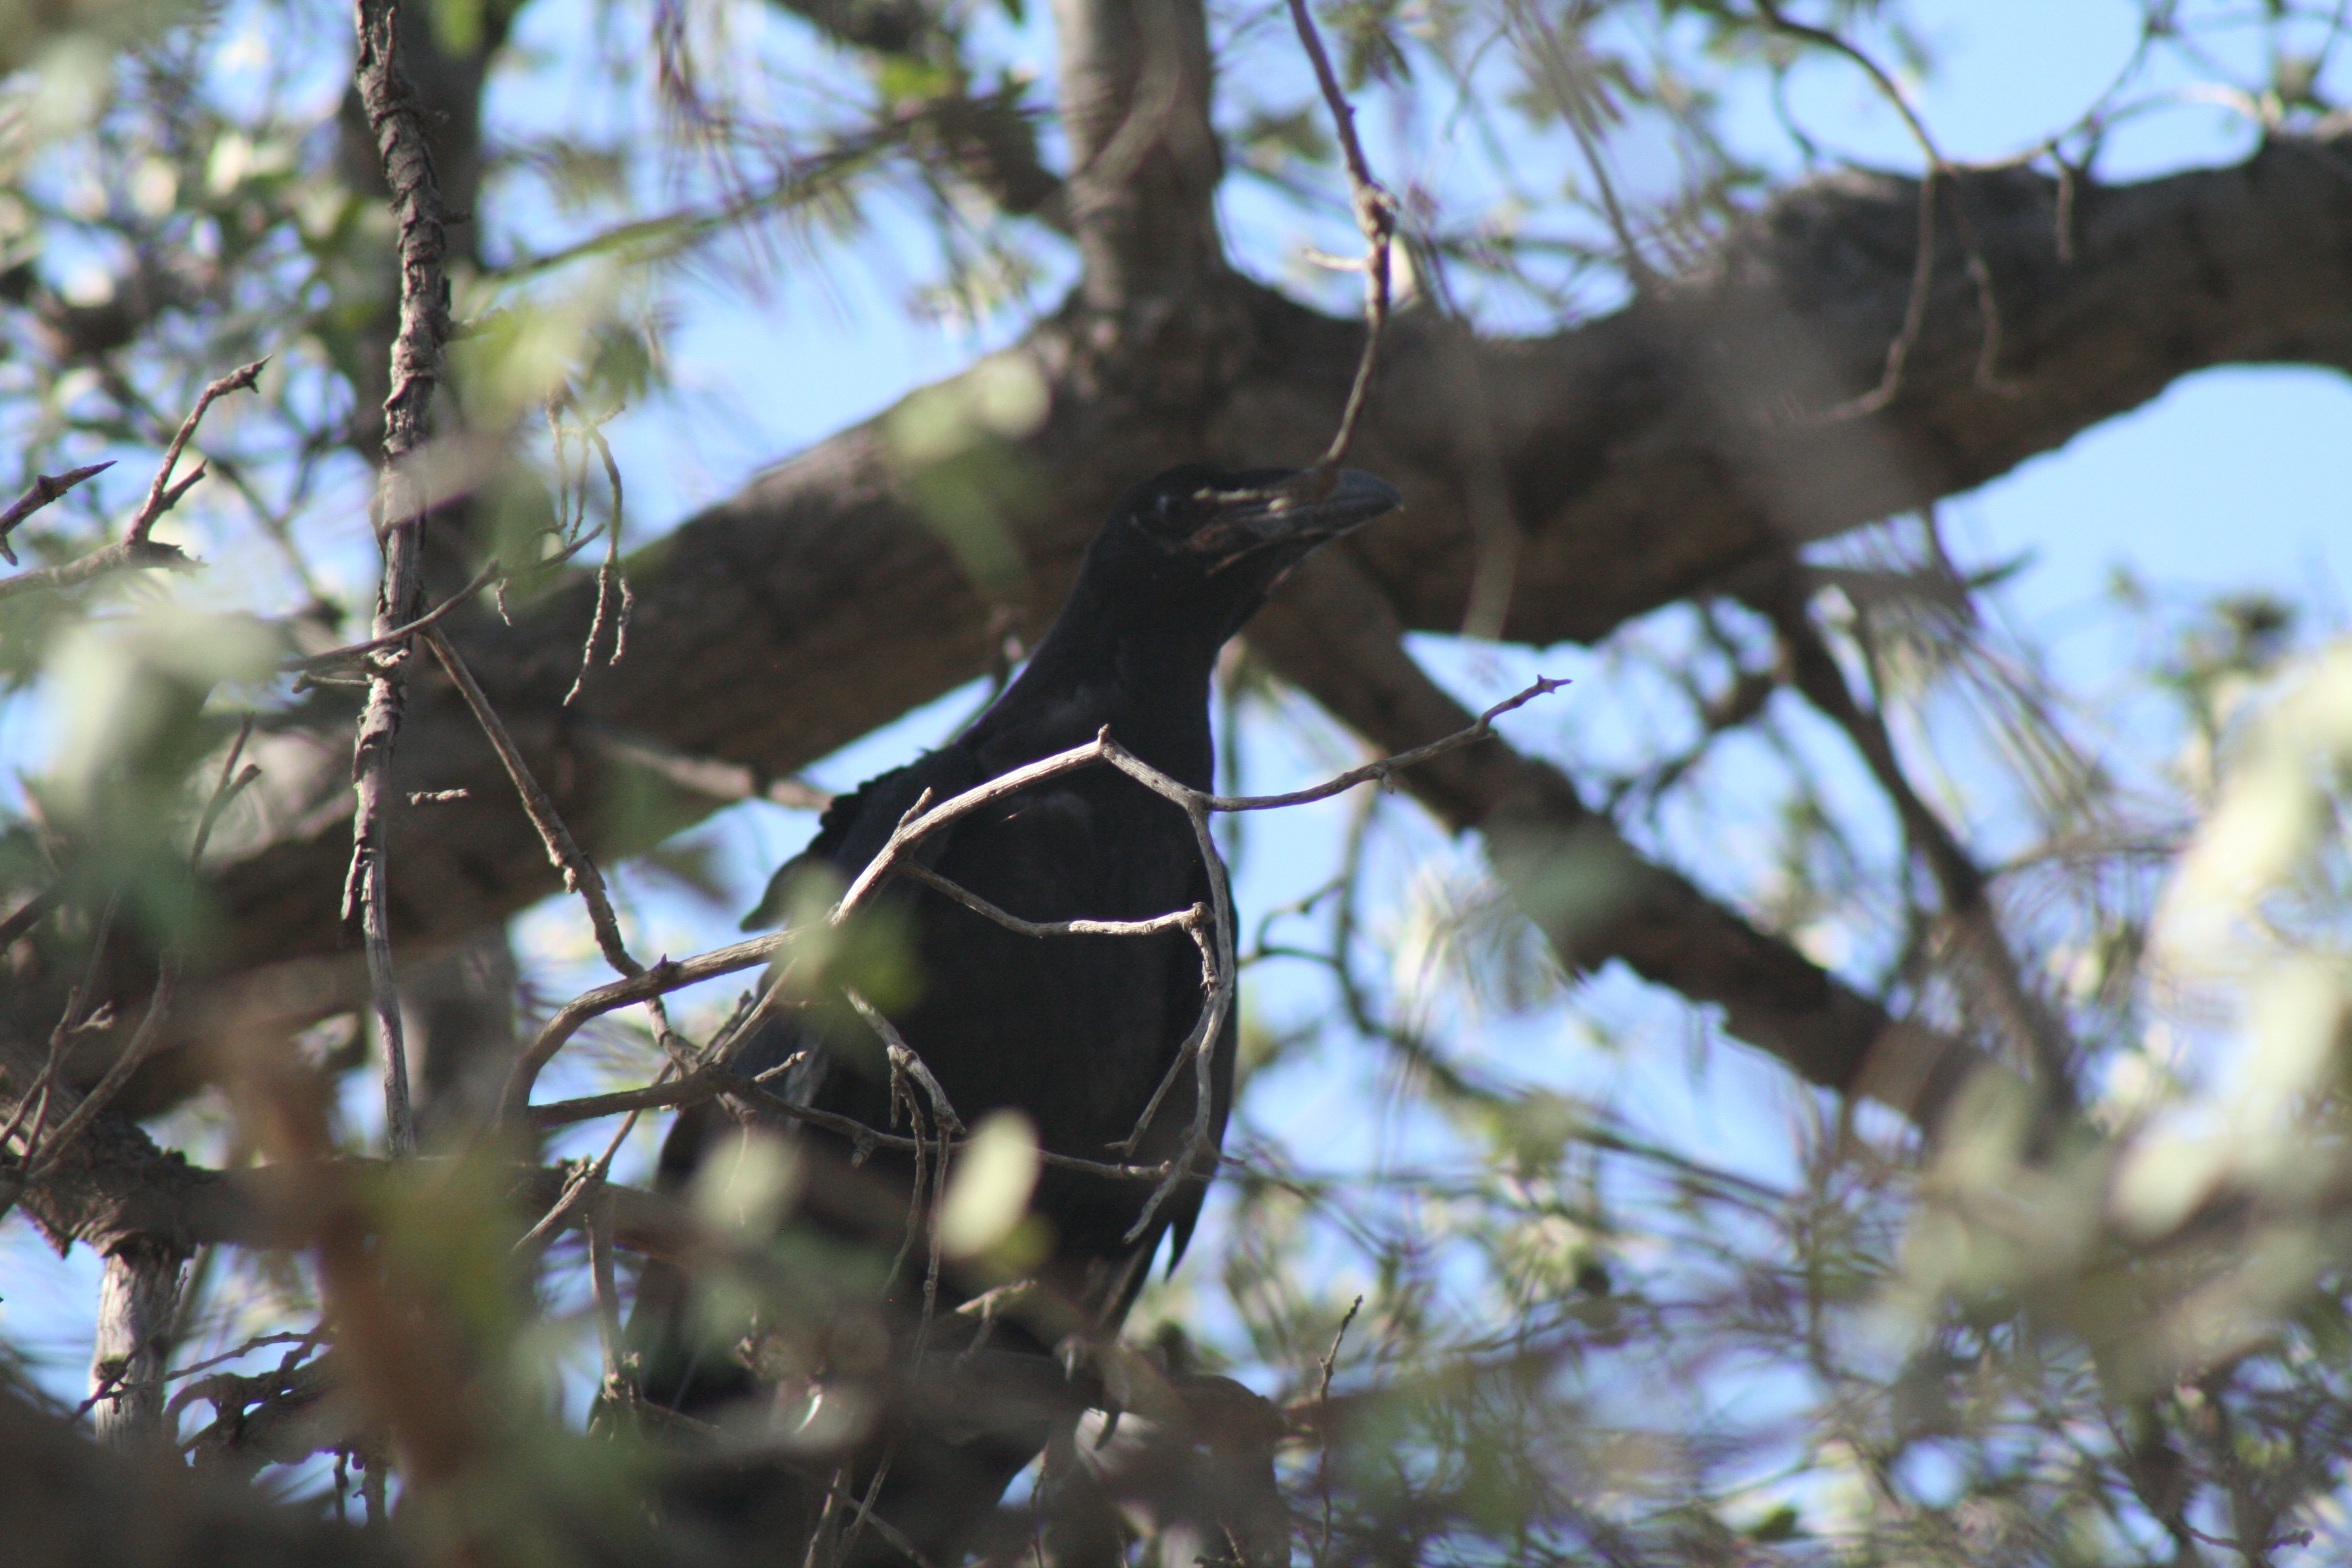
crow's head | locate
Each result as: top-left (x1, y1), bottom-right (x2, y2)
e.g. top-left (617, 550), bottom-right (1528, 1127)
top-left (1091, 462), bottom-right (1403, 638)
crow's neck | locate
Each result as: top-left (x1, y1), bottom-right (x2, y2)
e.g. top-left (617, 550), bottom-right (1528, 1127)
top-left (978, 594), bottom-right (1227, 789)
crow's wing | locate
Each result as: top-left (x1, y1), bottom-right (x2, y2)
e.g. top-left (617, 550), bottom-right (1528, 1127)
top-left (737, 745), bottom-right (986, 932)
top-left (632, 743), bottom-right (987, 1414)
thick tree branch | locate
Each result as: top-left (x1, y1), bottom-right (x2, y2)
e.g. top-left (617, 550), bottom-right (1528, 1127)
top-left (35, 126), bottom-right (2352, 1132)
top-left (1054, 0), bottom-right (1223, 303)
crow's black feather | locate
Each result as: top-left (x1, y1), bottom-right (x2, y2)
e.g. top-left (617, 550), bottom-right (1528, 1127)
top-left (629, 463), bottom-right (1401, 1566)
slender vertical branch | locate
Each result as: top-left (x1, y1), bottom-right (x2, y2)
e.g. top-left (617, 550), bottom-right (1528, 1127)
top-left (423, 624), bottom-right (693, 1071)
top-left (346, 0), bottom-right (455, 1159)
top-left (1053, 0), bottom-right (1224, 304)
top-left (1314, 1295), bottom-right (1363, 1568)
top-left (88, 1241), bottom-right (187, 1451)
top-left (1284, 0), bottom-right (1396, 474)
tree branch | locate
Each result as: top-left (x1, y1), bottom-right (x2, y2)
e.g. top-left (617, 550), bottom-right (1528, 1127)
top-left (44, 126), bottom-right (2352, 1129)
top-left (346, 0), bottom-right (457, 1158)
top-left (1244, 548), bottom-right (1999, 1132)
top-left (1053, 0), bottom-right (1223, 304)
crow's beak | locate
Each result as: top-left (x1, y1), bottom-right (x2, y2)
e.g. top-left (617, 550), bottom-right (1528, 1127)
top-left (1190, 469), bottom-right (1403, 561)
top-left (1249, 468), bottom-right (1403, 541)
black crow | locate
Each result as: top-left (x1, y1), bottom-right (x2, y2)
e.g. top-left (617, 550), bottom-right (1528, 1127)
top-left (630, 463), bottom-right (1402, 1565)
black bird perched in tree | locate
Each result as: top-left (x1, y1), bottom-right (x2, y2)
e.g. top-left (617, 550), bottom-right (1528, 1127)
top-left (630, 463), bottom-right (1402, 1566)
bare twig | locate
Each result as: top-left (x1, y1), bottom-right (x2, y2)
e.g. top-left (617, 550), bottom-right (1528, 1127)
top-left (0, 460), bottom-right (113, 564)
top-left (0, 883), bottom-right (65, 957)
top-left (585, 733), bottom-right (833, 812)
top-left (587, 1193), bottom-right (629, 1391)
top-left (424, 627), bottom-right (629, 973)
top-left (283, 558), bottom-right (501, 673)
top-left (1751, 0), bottom-right (2013, 414)
top-left (0, 890), bottom-right (119, 1209)
top-left (0, 538), bottom-right (199, 604)
top-left (25, 722), bottom-right (260, 1182)
top-left (563, 416), bottom-right (632, 705)
top-left (500, 676), bottom-right (1560, 1120)
top-left (1285, 0), bottom-right (1397, 472)
top-left (345, 0), bottom-right (457, 1160)
top-left (529, 1064), bottom-right (1177, 1186)
top-left (0, 365), bottom-right (263, 603)
top-left (127, 361), bottom-right (269, 545)
top-left (423, 622), bottom-right (693, 1070)
top-left (830, 678), bottom-right (1561, 929)
top-left (1315, 1295), bottom-right (1363, 1568)
top-left (828, 1459), bottom-right (932, 1568)
top-left (851, 991), bottom-right (965, 1143)
top-left (899, 862), bottom-right (1204, 941)
top-left (1190, 677), bottom-right (1568, 814)
top-left (849, 985), bottom-right (962, 1357)
top-left (513, 1080), bottom-right (656, 1261)
top-left (499, 934), bottom-right (792, 1121)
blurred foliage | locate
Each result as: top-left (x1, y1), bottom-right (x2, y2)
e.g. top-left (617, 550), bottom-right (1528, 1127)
top-left (2, 1), bottom-right (2352, 1566)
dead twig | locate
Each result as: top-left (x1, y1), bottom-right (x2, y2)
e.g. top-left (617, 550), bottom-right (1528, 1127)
top-left (25, 720), bottom-right (260, 1183)
top-left (1314, 1295), bottom-right (1363, 1568)
top-left (899, 862), bottom-right (1204, 941)
top-left (0, 538), bottom-right (200, 604)
top-left (128, 362), bottom-right (269, 546)
top-left (563, 410), bottom-right (633, 706)
top-left (423, 626), bottom-right (629, 975)
top-left (284, 558), bottom-right (501, 673)
top-left (513, 1078), bottom-right (659, 1261)
top-left (530, 1063), bottom-right (1176, 1186)
top-left (0, 364), bottom-right (265, 604)
top-left (851, 985), bottom-right (961, 1358)
top-left (1285, 0), bottom-right (1397, 474)
top-left (500, 934), bottom-right (791, 1121)
top-left (345, 0), bottom-right (457, 1160)
top-left (0, 883), bottom-right (65, 959)
top-left (1751, 0), bottom-right (2014, 414)
top-left (423, 622), bottom-right (693, 1068)
top-left (500, 677), bottom-right (1561, 1124)
top-left (0, 460), bottom-right (114, 565)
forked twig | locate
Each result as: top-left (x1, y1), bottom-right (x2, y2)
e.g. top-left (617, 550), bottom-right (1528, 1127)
top-left (286, 559), bottom-right (501, 673)
top-left (129, 361), bottom-right (269, 546)
top-left (0, 364), bottom-right (266, 604)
